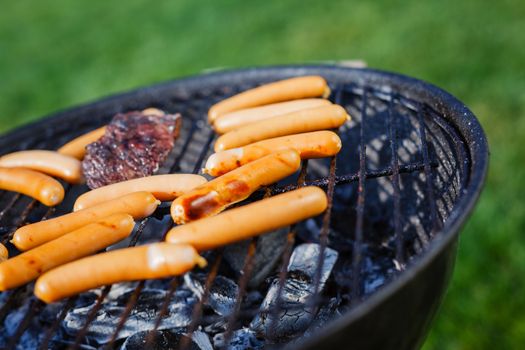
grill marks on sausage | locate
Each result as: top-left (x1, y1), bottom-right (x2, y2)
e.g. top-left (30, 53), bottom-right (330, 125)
top-left (181, 180), bottom-right (251, 221)
top-left (82, 111), bottom-right (182, 189)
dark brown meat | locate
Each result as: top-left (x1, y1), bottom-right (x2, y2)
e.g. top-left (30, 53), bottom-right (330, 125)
top-left (82, 110), bottom-right (182, 189)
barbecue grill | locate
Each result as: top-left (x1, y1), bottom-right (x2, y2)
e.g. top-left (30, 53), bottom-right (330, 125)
top-left (0, 65), bottom-right (488, 350)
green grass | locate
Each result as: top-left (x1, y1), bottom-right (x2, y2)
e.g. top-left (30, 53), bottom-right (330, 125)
top-left (1, 1), bottom-right (524, 348)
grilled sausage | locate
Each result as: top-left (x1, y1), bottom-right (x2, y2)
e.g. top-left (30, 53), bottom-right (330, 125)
top-left (73, 174), bottom-right (207, 211)
top-left (204, 131), bottom-right (342, 176)
top-left (208, 76), bottom-right (331, 123)
top-left (0, 167), bottom-right (64, 206)
top-left (0, 213), bottom-right (134, 291)
top-left (57, 126), bottom-right (107, 160)
top-left (34, 243), bottom-right (206, 303)
top-left (214, 104), bottom-right (348, 151)
top-left (213, 99), bottom-right (332, 134)
top-left (12, 191), bottom-right (159, 251)
top-left (0, 150), bottom-right (83, 184)
top-left (0, 243), bottom-right (7, 262)
top-left (171, 149), bottom-right (301, 224)
top-left (166, 186), bottom-right (327, 251)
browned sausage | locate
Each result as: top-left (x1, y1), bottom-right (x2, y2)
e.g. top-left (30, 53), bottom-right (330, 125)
top-left (171, 149), bottom-right (301, 224)
top-left (204, 131), bottom-right (342, 176)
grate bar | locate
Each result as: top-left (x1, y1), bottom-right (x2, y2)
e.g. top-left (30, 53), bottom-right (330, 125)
top-left (221, 236), bottom-right (259, 345)
top-left (267, 161), bottom-right (309, 341)
top-left (69, 286), bottom-right (112, 350)
top-left (388, 93), bottom-right (405, 266)
top-left (306, 84), bottom-right (343, 324)
top-left (39, 298), bottom-right (76, 350)
top-left (220, 187), bottom-right (272, 346)
top-left (179, 252), bottom-right (223, 350)
top-left (144, 278), bottom-right (180, 346)
top-left (351, 88), bottom-right (368, 302)
top-left (272, 161), bottom-right (437, 194)
top-left (6, 299), bottom-right (43, 350)
top-left (417, 105), bottom-right (441, 236)
top-left (104, 282), bottom-right (145, 349)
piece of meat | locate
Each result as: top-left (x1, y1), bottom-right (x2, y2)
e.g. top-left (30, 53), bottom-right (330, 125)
top-left (83, 110), bottom-right (181, 189)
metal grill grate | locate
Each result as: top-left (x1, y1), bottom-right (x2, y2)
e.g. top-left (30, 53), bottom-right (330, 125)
top-left (0, 68), bottom-right (476, 350)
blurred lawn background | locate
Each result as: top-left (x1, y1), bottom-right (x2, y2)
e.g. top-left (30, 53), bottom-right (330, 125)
top-left (0, 0), bottom-right (524, 348)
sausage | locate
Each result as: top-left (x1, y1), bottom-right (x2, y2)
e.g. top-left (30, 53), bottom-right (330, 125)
top-left (34, 243), bottom-right (206, 303)
top-left (12, 191), bottom-right (159, 251)
top-left (214, 104), bottom-right (349, 151)
top-left (171, 149), bottom-right (301, 224)
top-left (166, 186), bottom-right (327, 251)
top-left (73, 174), bottom-right (207, 211)
top-left (208, 76), bottom-right (331, 123)
top-left (0, 167), bottom-right (65, 206)
top-left (0, 150), bottom-right (83, 184)
top-left (0, 243), bottom-right (7, 262)
top-left (142, 107), bottom-right (165, 116)
top-left (57, 126), bottom-right (107, 160)
top-left (0, 213), bottom-right (134, 291)
top-left (213, 99), bottom-right (332, 134)
top-left (204, 131), bottom-right (342, 177)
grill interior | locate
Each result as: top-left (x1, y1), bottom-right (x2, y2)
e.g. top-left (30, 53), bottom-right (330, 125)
top-left (0, 71), bottom-right (468, 349)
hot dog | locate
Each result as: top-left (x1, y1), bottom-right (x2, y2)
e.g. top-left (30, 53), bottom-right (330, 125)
top-left (166, 187), bottom-right (327, 251)
top-left (214, 104), bottom-right (348, 151)
top-left (171, 149), bottom-right (301, 224)
top-left (12, 191), bottom-right (159, 251)
top-left (208, 76), bottom-right (330, 123)
top-left (0, 150), bottom-right (83, 184)
top-left (34, 243), bottom-right (206, 303)
top-left (0, 167), bottom-right (65, 206)
top-left (73, 174), bottom-right (207, 211)
top-left (0, 213), bottom-right (134, 291)
top-left (0, 243), bottom-right (7, 262)
top-left (204, 131), bottom-right (342, 176)
top-left (57, 126), bottom-right (107, 160)
top-left (213, 99), bottom-right (332, 134)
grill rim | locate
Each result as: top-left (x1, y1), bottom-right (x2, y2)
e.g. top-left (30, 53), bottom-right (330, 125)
top-left (0, 64), bottom-right (489, 348)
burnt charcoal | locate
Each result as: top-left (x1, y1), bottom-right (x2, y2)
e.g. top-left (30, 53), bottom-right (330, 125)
top-left (304, 297), bottom-right (341, 335)
top-left (184, 273), bottom-right (238, 316)
top-left (63, 288), bottom-right (196, 345)
top-left (250, 243), bottom-right (338, 342)
top-left (333, 244), bottom-right (397, 297)
top-left (213, 328), bottom-right (264, 350)
top-left (83, 110), bottom-right (181, 189)
top-left (48, 339), bottom-right (98, 350)
top-left (1, 302), bottom-right (43, 350)
top-left (120, 329), bottom-right (212, 350)
top-left (223, 228), bottom-right (287, 288)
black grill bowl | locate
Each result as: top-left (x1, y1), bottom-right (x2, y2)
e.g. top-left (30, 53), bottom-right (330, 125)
top-left (0, 65), bottom-right (488, 350)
